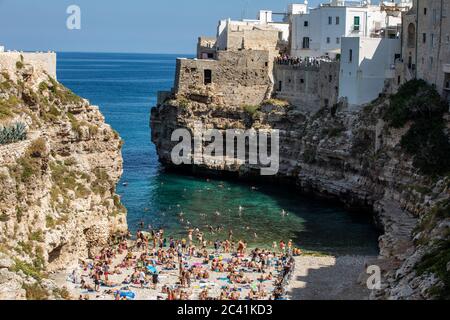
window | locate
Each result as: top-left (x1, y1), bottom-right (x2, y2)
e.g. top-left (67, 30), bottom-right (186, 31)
top-left (407, 23), bottom-right (416, 48)
top-left (336, 37), bottom-right (340, 44)
top-left (304, 21), bottom-right (309, 27)
top-left (329, 75), bottom-right (333, 83)
top-left (431, 34), bottom-right (435, 48)
top-left (423, 33), bottom-right (427, 43)
top-left (204, 69), bottom-right (212, 85)
top-left (302, 37), bottom-right (310, 49)
top-left (349, 49), bottom-right (353, 63)
top-left (354, 16), bottom-right (360, 31)
top-left (300, 79), bottom-right (305, 84)
top-left (328, 16), bottom-right (332, 25)
top-left (430, 57), bottom-right (433, 68)
top-left (398, 76), bottom-right (401, 85)
top-left (424, 8), bottom-right (427, 15)
top-left (278, 81), bottom-right (282, 91)
top-left (327, 37), bottom-right (330, 44)
top-left (336, 16), bottom-right (340, 25)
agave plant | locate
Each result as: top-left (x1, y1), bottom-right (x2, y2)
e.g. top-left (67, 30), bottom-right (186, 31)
top-left (0, 122), bottom-right (27, 145)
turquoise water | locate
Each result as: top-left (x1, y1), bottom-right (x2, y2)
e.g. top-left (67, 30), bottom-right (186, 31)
top-left (57, 52), bottom-right (379, 255)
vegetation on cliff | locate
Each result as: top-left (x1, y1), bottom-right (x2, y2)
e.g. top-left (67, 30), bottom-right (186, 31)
top-left (384, 80), bottom-right (450, 176)
top-left (0, 61), bottom-right (127, 299)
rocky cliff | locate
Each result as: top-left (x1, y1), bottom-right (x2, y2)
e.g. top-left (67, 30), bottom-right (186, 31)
top-left (151, 82), bottom-right (450, 300)
top-left (0, 56), bottom-right (127, 299)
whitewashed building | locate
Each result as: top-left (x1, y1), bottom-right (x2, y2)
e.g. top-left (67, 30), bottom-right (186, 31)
top-left (0, 45), bottom-right (4, 53)
top-left (339, 36), bottom-right (401, 108)
top-left (291, 0), bottom-right (408, 59)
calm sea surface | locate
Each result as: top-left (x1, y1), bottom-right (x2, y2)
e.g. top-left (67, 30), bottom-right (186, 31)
top-left (57, 52), bottom-right (379, 255)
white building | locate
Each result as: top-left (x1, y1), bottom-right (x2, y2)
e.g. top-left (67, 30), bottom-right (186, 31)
top-left (291, 0), bottom-right (408, 58)
top-left (339, 36), bottom-right (401, 108)
top-left (0, 45), bottom-right (4, 53)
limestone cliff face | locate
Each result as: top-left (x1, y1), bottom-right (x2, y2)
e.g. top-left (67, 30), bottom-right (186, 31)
top-left (0, 57), bottom-right (127, 299)
top-left (151, 92), bottom-right (450, 300)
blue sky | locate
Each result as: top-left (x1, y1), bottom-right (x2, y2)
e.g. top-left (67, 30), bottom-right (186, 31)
top-left (0, 0), bottom-right (378, 54)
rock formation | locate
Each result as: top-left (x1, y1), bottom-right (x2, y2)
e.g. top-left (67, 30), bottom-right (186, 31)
top-left (151, 82), bottom-right (450, 300)
top-left (0, 56), bottom-right (127, 299)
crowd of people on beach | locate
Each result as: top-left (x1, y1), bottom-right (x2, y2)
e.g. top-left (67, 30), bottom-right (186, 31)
top-left (67, 226), bottom-right (298, 301)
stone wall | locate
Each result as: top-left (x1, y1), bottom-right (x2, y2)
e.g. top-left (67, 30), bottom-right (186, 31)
top-left (174, 50), bottom-right (273, 107)
top-left (273, 61), bottom-right (340, 113)
top-left (197, 36), bottom-right (217, 59)
top-left (399, 0), bottom-right (450, 103)
top-left (226, 26), bottom-right (281, 51)
top-left (0, 52), bottom-right (57, 80)
top-left (217, 22), bottom-right (282, 52)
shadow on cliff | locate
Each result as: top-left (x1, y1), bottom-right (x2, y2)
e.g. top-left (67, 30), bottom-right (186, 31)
top-left (287, 256), bottom-right (372, 300)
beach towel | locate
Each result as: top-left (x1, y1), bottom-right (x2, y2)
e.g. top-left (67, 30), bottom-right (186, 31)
top-left (119, 291), bottom-right (136, 300)
top-left (147, 266), bottom-right (158, 274)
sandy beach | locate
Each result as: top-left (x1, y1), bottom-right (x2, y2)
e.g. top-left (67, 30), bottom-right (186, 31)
top-left (51, 237), bottom-right (374, 301)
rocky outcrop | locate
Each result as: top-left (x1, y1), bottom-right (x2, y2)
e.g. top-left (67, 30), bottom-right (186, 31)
top-left (0, 56), bottom-right (127, 299)
top-left (151, 89), bottom-right (450, 300)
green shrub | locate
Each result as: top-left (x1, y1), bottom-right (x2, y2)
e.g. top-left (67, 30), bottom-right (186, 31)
top-left (323, 125), bottom-right (345, 138)
top-left (303, 147), bottom-right (317, 164)
top-left (67, 112), bottom-right (83, 136)
top-left (243, 104), bottom-right (260, 116)
top-left (16, 61), bottom-right (24, 70)
top-left (42, 105), bottom-right (61, 122)
top-left (0, 122), bottom-right (27, 145)
top-left (27, 138), bottom-right (47, 158)
top-left (30, 230), bottom-right (44, 242)
top-left (40, 77), bottom-right (83, 105)
top-left (384, 80), bottom-right (447, 128)
top-left (385, 80), bottom-right (450, 176)
top-left (12, 259), bottom-right (44, 281)
top-left (351, 129), bottom-right (374, 156)
top-left (415, 199), bottom-right (450, 238)
top-left (45, 215), bottom-right (55, 228)
top-left (17, 157), bottom-right (40, 182)
top-left (0, 96), bottom-right (21, 120)
top-left (415, 239), bottom-right (450, 299)
top-left (400, 118), bottom-right (450, 176)
top-left (92, 168), bottom-right (111, 196)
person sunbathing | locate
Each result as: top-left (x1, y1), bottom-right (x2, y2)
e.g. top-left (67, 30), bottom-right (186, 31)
top-left (80, 280), bottom-right (95, 292)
